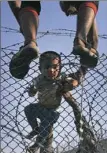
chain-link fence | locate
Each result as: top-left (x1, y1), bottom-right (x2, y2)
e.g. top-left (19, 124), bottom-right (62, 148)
top-left (1, 44), bottom-right (107, 153)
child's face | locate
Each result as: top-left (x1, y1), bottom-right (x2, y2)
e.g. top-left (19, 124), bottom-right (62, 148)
top-left (41, 57), bottom-right (60, 79)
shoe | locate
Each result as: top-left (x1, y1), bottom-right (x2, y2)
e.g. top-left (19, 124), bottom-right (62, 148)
top-left (27, 145), bottom-right (39, 153)
top-left (72, 45), bottom-right (89, 56)
top-left (9, 42), bottom-right (39, 79)
top-left (28, 142), bottom-right (44, 153)
top-left (72, 38), bottom-right (99, 68)
top-left (25, 128), bottom-right (39, 140)
top-left (80, 48), bottom-right (99, 68)
top-left (40, 147), bottom-right (54, 153)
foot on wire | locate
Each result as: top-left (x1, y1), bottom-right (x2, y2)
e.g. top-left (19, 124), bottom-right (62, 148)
top-left (80, 48), bottom-right (99, 68)
top-left (40, 146), bottom-right (54, 153)
top-left (25, 128), bottom-right (39, 140)
top-left (9, 41), bottom-right (39, 79)
top-left (72, 38), bottom-right (99, 68)
top-left (28, 141), bottom-right (44, 153)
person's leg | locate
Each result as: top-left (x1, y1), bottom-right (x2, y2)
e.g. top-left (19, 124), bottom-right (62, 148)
top-left (40, 126), bottom-right (54, 153)
top-left (24, 104), bottom-right (39, 139)
top-left (28, 108), bottom-right (59, 152)
top-left (80, 19), bottom-right (99, 67)
top-left (87, 19), bottom-right (98, 53)
top-left (29, 125), bottom-right (54, 153)
top-left (73, 2), bottom-right (99, 68)
top-left (19, 3), bottom-right (40, 45)
top-left (28, 120), bottom-right (52, 152)
top-left (8, 1), bottom-right (21, 24)
top-left (9, 1), bottom-right (41, 79)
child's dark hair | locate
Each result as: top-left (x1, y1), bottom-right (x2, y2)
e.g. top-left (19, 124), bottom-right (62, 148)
top-left (39, 51), bottom-right (61, 68)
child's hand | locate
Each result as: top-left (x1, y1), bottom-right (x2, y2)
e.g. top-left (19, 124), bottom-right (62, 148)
top-left (62, 78), bottom-right (78, 92)
top-left (28, 86), bottom-right (37, 97)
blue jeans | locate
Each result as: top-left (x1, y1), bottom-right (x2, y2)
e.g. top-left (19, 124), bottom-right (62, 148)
top-left (24, 103), bottom-right (59, 140)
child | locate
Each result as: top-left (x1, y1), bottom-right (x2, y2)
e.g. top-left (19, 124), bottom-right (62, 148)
top-left (24, 51), bottom-right (87, 153)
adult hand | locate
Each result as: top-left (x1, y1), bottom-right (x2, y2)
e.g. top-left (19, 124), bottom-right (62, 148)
top-left (59, 1), bottom-right (77, 16)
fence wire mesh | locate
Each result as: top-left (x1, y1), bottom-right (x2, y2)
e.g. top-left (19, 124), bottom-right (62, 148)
top-left (1, 26), bottom-right (107, 153)
top-left (1, 45), bottom-right (107, 153)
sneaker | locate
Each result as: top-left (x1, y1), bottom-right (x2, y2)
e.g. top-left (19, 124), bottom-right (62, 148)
top-left (25, 128), bottom-right (39, 140)
top-left (9, 42), bottom-right (39, 79)
top-left (40, 146), bottom-right (54, 153)
top-left (28, 142), bottom-right (44, 153)
top-left (27, 145), bottom-right (39, 153)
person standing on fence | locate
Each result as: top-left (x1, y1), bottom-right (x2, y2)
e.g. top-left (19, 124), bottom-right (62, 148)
top-left (24, 51), bottom-right (88, 153)
top-left (8, 1), bottom-right (99, 80)
top-left (60, 1), bottom-right (99, 68)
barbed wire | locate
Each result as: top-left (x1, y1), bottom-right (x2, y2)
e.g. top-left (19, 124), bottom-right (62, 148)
top-left (2, 26), bottom-right (107, 39)
top-left (1, 30), bottom-right (51, 50)
top-left (1, 25), bottom-right (107, 153)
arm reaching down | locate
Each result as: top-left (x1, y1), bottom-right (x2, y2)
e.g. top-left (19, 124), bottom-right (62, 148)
top-left (61, 66), bottom-right (87, 92)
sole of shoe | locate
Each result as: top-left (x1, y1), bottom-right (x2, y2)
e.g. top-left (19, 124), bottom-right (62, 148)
top-left (72, 46), bottom-right (99, 68)
top-left (25, 131), bottom-right (39, 140)
top-left (80, 53), bottom-right (99, 68)
top-left (9, 47), bottom-right (39, 79)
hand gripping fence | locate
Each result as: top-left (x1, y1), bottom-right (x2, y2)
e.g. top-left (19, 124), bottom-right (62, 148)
top-left (1, 48), bottom-right (107, 153)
